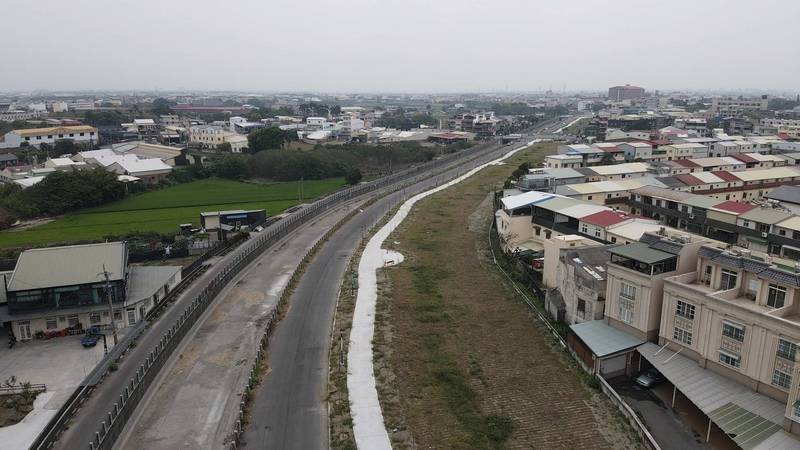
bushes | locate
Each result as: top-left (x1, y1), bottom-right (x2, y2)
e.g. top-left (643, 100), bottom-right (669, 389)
top-left (0, 169), bottom-right (125, 220)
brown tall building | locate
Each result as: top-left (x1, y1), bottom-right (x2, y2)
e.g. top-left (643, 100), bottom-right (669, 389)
top-left (608, 84), bottom-right (646, 101)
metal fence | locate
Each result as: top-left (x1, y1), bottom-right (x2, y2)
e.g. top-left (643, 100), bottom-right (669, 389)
top-left (75, 135), bottom-right (519, 450)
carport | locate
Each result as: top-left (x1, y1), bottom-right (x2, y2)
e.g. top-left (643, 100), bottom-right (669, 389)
top-left (639, 342), bottom-right (800, 450)
top-left (568, 320), bottom-right (644, 377)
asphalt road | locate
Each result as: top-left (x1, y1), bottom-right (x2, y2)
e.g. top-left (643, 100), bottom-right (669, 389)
top-left (52, 116), bottom-right (574, 450)
top-left (241, 118), bottom-right (576, 449)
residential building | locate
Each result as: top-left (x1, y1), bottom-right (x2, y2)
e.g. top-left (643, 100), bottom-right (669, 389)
top-left (655, 244), bottom-right (800, 443)
top-left (0, 125), bottom-right (98, 149)
top-left (0, 110), bottom-right (42, 122)
top-left (0, 242), bottom-right (181, 339)
top-left (544, 154), bottom-right (583, 169)
top-left (604, 231), bottom-right (714, 341)
top-left (188, 125), bottom-right (235, 149)
top-left (617, 142), bottom-right (653, 161)
top-left (544, 238), bottom-right (613, 325)
top-left (605, 129), bottom-right (650, 141)
top-left (710, 96), bottom-right (769, 116)
top-left (608, 85), bottom-right (646, 101)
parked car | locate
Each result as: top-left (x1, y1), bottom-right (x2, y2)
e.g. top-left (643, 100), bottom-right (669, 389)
top-left (81, 326), bottom-right (102, 348)
top-left (635, 368), bottom-right (665, 388)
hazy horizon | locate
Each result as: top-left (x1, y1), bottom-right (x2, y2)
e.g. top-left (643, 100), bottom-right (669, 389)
top-left (4, 0), bottom-right (799, 93)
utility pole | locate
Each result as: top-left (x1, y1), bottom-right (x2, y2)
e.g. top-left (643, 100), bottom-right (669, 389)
top-left (101, 265), bottom-right (118, 345)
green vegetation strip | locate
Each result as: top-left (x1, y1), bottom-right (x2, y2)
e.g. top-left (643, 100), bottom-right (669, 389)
top-left (0, 177), bottom-right (345, 248)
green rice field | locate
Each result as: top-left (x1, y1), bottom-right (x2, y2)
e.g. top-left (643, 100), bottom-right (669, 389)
top-left (0, 177), bottom-right (346, 248)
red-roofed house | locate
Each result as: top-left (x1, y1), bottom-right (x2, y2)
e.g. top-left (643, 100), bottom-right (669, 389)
top-left (710, 170), bottom-right (740, 182)
top-left (729, 153), bottom-right (759, 166)
top-left (674, 159), bottom-right (700, 169)
top-left (712, 200), bottom-right (758, 214)
top-left (675, 173), bottom-right (704, 186)
top-left (578, 210), bottom-right (653, 243)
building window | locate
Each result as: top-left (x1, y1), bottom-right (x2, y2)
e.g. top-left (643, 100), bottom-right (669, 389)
top-left (619, 297), bottom-right (634, 323)
top-left (68, 315), bottom-right (79, 327)
top-left (113, 310), bottom-right (122, 321)
top-left (673, 327), bottom-right (693, 346)
top-left (773, 369), bottom-right (792, 389)
top-left (90, 314), bottom-right (101, 324)
top-left (720, 269), bottom-right (738, 290)
top-left (620, 282), bottom-right (636, 300)
top-left (577, 299), bottom-right (586, 313)
top-left (675, 300), bottom-right (695, 320)
top-left (581, 224), bottom-right (588, 234)
top-left (722, 322), bottom-right (745, 342)
top-left (587, 196), bottom-right (593, 200)
top-left (768, 284), bottom-right (787, 309)
top-left (777, 339), bottom-right (797, 361)
top-left (46, 318), bottom-right (58, 330)
top-left (719, 351), bottom-right (741, 368)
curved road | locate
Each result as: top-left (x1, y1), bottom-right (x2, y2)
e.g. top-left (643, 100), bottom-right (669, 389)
top-left (241, 118), bottom-right (576, 449)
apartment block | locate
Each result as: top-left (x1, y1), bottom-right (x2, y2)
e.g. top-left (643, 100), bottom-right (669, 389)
top-left (657, 244), bottom-right (800, 442)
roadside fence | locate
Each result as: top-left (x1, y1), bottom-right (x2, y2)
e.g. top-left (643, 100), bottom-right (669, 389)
top-left (72, 131), bottom-right (521, 450)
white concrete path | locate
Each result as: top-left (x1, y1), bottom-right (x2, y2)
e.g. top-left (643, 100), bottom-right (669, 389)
top-left (347, 139), bottom-right (542, 449)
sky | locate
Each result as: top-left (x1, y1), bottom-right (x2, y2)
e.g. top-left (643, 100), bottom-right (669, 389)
top-left (3, 0), bottom-right (799, 93)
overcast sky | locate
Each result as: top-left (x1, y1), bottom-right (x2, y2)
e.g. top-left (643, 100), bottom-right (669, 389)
top-left (4, 0), bottom-right (799, 93)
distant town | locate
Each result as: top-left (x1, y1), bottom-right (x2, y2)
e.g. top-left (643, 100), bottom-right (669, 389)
top-left (2, 84), bottom-right (800, 450)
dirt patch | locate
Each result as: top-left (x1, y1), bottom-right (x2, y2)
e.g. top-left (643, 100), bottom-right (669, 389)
top-left (0, 388), bottom-right (39, 427)
top-left (376, 143), bottom-right (643, 449)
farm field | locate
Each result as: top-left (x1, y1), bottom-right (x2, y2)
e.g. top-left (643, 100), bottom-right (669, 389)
top-left (0, 177), bottom-right (345, 248)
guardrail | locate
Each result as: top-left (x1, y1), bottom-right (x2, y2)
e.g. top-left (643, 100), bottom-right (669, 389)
top-left (73, 129), bottom-right (534, 450)
top-left (35, 120), bottom-right (559, 450)
top-left (224, 195), bottom-right (381, 449)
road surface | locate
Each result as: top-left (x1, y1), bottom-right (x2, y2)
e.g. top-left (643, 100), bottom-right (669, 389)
top-left (241, 118), bottom-right (575, 449)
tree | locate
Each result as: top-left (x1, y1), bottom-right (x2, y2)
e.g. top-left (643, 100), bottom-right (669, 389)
top-left (248, 127), bottom-right (287, 152)
top-left (211, 155), bottom-right (249, 179)
top-left (330, 105), bottom-right (342, 116)
top-left (217, 142), bottom-right (232, 153)
top-left (345, 167), bottom-right (362, 185)
top-left (151, 98), bottom-right (174, 115)
top-left (53, 140), bottom-right (79, 155)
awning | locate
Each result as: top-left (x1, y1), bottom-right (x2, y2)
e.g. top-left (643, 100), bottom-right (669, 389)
top-left (570, 320), bottom-right (644, 358)
top-left (639, 342), bottom-right (800, 450)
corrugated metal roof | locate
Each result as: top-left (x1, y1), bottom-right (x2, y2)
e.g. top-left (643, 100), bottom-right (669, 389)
top-left (739, 208), bottom-right (792, 224)
top-left (777, 216), bottom-right (800, 232)
top-left (7, 242), bottom-right (127, 292)
top-left (609, 242), bottom-right (674, 264)
top-left (692, 172), bottom-right (725, 184)
top-left (732, 167), bottom-right (800, 182)
top-left (127, 265), bottom-right (181, 303)
top-left (684, 195), bottom-right (723, 209)
top-left (534, 196), bottom-right (580, 212)
top-left (639, 342), bottom-right (797, 450)
top-left (570, 320), bottom-right (644, 358)
top-left (766, 186), bottom-right (800, 205)
top-left (500, 191), bottom-right (554, 210)
top-left (556, 203), bottom-right (609, 219)
top-left (607, 221), bottom-right (665, 241)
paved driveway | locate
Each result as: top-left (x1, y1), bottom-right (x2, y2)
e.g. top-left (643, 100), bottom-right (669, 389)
top-left (0, 328), bottom-right (123, 449)
top-left (609, 376), bottom-right (707, 450)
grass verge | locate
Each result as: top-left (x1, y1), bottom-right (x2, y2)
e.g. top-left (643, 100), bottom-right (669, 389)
top-left (376, 142), bottom-right (643, 449)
